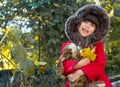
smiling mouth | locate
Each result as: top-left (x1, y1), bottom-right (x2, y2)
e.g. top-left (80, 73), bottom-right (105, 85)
top-left (82, 28), bottom-right (89, 33)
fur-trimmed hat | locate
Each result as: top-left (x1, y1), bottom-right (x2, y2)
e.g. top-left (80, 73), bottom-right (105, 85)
top-left (65, 4), bottom-right (110, 48)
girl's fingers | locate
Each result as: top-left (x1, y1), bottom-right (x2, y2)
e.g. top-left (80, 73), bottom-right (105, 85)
top-left (60, 55), bottom-right (65, 62)
top-left (67, 74), bottom-right (75, 82)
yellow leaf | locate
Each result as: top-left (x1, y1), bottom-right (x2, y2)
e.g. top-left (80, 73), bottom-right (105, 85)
top-left (45, 20), bottom-right (48, 23)
top-left (11, 69), bottom-right (16, 74)
top-left (109, 9), bottom-right (114, 17)
top-left (34, 36), bottom-right (38, 41)
top-left (36, 16), bottom-right (41, 20)
top-left (12, 0), bottom-right (19, 5)
top-left (29, 0), bottom-right (33, 2)
top-left (34, 61), bottom-right (47, 66)
top-left (1, 29), bottom-right (5, 33)
top-left (80, 47), bottom-right (96, 62)
top-left (30, 45), bottom-right (34, 48)
top-left (6, 27), bottom-right (11, 31)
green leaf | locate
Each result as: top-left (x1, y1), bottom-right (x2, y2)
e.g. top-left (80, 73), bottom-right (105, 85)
top-left (22, 59), bottom-right (35, 76)
top-left (12, 46), bottom-right (27, 62)
top-left (7, 27), bottom-right (22, 43)
top-left (12, 45), bottom-right (35, 76)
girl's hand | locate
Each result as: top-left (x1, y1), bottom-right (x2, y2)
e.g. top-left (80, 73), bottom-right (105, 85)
top-left (67, 70), bottom-right (84, 82)
top-left (60, 54), bottom-right (65, 62)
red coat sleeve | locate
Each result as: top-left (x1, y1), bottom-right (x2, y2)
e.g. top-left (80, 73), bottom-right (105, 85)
top-left (81, 41), bottom-right (107, 81)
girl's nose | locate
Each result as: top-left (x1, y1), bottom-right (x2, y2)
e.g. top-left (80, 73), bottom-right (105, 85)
top-left (85, 23), bottom-right (90, 28)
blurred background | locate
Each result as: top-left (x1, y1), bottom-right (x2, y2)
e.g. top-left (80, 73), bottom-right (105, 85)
top-left (0, 0), bottom-right (120, 87)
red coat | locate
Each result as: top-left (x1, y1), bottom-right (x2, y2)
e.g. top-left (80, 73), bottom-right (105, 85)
top-left (61, 41), bottom-right (112, 87)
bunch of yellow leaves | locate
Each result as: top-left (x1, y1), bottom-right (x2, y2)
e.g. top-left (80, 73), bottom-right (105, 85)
top-left (80, 47), bottom-right (96, 62)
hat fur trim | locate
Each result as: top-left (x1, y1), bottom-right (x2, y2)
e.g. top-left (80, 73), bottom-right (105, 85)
top-left (65, 4), bottom-right (110, 48)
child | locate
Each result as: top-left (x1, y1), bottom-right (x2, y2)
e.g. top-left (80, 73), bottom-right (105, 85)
top-left (60, 4), bottom-right (113, 87)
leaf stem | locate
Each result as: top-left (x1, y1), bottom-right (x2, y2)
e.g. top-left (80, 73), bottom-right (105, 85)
top-left (0, 52), bottom-right (22, 73)
top-left (0, 31), bottom-right (8, 44)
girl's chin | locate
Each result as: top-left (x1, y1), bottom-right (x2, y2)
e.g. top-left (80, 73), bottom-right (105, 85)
top-left (81, 34), bottom-right (88, 37)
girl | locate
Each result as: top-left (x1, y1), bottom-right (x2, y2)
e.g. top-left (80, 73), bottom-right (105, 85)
top-left (60, 4), bottom-right (113, 87)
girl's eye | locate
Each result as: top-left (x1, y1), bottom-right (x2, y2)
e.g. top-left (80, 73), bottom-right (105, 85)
top-left (91, 23), bottom-right (96, 27)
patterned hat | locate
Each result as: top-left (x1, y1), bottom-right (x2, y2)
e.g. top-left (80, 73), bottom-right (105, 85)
top-left (65, 4), bottom-right (110, 48)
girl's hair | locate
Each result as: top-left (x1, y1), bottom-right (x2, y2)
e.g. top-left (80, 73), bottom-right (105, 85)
top-left (83, 13), bottom-right (100, 29)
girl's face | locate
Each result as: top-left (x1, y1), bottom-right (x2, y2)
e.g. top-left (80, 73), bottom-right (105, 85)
top-left (78, 20), bottom-right (96, 37)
